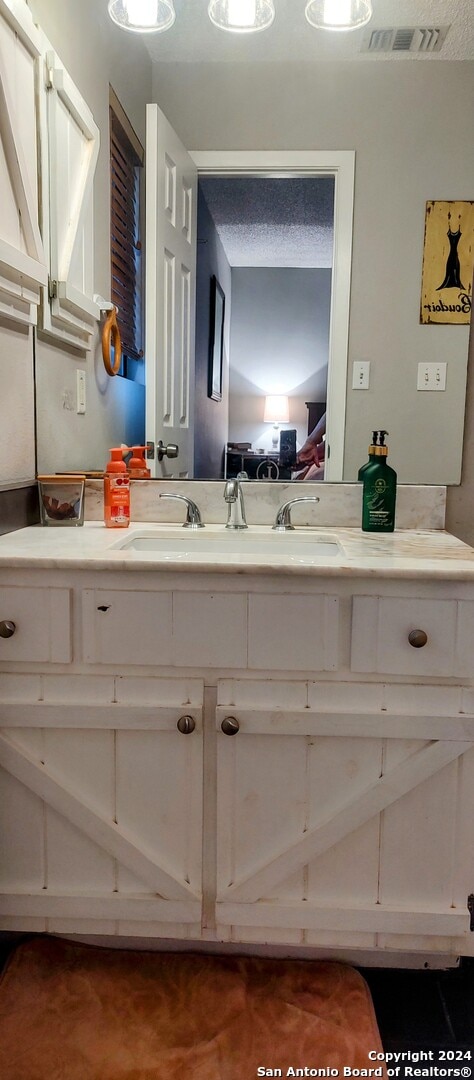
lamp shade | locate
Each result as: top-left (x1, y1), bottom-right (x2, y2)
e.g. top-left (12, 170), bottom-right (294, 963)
top-left (208, 0), bottom-right (275, 33)
top-left (108, 0), bottom-right (175, 33)
top-left (305, 0), bottom-right (372, 31)
top-left (264, 395), bottom-right (290, 423)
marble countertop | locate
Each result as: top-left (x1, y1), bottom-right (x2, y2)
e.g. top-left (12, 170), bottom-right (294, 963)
top-left (1, 521), bottom-right (474, 579)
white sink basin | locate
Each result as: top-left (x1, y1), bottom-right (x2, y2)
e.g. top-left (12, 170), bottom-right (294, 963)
top-left (113, 529), bottom-right (342, 559)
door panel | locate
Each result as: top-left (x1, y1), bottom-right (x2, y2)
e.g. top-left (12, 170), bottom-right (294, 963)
top-left (145, 104), bottom-right (197, 477)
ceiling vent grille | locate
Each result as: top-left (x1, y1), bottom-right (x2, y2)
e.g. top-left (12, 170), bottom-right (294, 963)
top-left (362, 26), bottom-right (450, 54)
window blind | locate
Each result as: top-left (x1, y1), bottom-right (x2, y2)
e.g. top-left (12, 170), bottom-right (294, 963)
top-left (110, 107), bottom-right (143, 360)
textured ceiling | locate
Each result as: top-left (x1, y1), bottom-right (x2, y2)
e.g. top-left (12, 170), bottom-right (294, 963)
top-left (199, 177), bottom-right (335, 266)
top-left (145, 0), bottom-right (474, 63)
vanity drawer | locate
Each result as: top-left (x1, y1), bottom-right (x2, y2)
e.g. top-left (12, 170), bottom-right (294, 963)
top-left (81, 588), bottom-right (248, 667)
top-left (248, 593), bottom-right (340, 672)
top-left (351, 595), bottom-right (474, 677)
top-left (0, 586), bottom-right (71, 663)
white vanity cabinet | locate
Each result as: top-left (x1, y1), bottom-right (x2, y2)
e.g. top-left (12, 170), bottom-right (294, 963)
top-left (1, 566), bottom-right (474, 967)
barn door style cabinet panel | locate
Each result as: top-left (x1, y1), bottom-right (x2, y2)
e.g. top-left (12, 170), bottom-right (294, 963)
top-left (1, 566), bottom-right (474, 967)
top-left (0, 0), bottom-right (100, 343)
top-left (0, 0), bottom-right (47, 325)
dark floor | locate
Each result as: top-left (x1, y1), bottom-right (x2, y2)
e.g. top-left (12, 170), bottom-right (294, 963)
top-left (1, 937), bottom-right (473, 1056)
top-left (360, 961), bottom-right (474, 1054)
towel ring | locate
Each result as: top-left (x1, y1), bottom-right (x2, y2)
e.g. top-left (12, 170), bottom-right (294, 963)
top-left (102, 307), bottom-right (122, 377)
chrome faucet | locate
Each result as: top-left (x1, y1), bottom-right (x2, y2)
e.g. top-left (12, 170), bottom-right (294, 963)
top-left (273, 496), bottom-right (320, 531)
top-left (159, 493), bottom-right (204, 528)
top-left (224, 478), bottom-right (248, 530)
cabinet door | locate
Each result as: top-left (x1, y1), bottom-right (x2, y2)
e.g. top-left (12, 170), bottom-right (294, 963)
top-left (0, 675), bottom-right (203, 937)
top-left (0, 0), bottom-right (47, 324)
top-left (215, 678), bottom-right (474, 954)
top-left (38, 47), bottom-right (99, 350)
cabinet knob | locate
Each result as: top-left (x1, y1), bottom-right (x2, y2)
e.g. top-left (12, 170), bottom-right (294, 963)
top-left (0, 621), bottom-right (16, 639)
top-left (221, 716), bottom-right (240, 737)
top-left (177, 715), bottom-right (196, 735)
top-left (408, 629), bottom-right (428, 649)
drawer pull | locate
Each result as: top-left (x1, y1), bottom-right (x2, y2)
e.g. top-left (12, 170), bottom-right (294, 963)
top-left (177, 715), bottom-right (196, 735)
top-left (408, 629), bottom-right (428, 649)
top-left (221, 716), bottom-right (240, 737)
top-left (0, 620), bottom-right (16, 639)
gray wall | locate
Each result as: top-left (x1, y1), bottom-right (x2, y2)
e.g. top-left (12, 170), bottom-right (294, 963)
top-left (28, 0), bottom-right (152, 474)
top-left (152, 60), bottom-right (474, 489)
top-left (229, 267), bottom-right (330, 451)
top-left (194, 186), bottom-right (232, 478)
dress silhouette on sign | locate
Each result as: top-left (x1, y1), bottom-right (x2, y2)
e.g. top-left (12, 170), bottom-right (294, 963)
top-left (437, 213), bottom-right (465, 290)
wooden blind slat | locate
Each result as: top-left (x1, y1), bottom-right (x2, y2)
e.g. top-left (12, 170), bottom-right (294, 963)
top-left (111, 258), bottom-right (136, 289)
top-left (111, 151), bottom-right (135, 186)
top-left (111, 175), bottom-right (137, 214)
top-left (112, 230), bottom-right (140, 262)
top-left (111, 211), bottom-right (138, 249)
top-left (111, 157), bottom-right (137, 192)
top-left (110, 101), bottom-right (143, 361)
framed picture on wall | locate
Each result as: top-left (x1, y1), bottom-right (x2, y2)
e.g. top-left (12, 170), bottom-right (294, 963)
top-left (208, 275), bottom-right (225, 401)
top-left (420, 200), bottom-right (474, 324)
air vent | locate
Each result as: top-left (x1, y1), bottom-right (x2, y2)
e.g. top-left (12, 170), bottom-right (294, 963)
top-left (362, 25), bottom-right (450, 54)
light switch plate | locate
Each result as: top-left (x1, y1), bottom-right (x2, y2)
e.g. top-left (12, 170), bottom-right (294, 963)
top-left (76, 369), bottom-right (86, 413)
top-left (352, 361), bottom-right (370, 390)
top-left (417, 363), bottom-right (447, 391)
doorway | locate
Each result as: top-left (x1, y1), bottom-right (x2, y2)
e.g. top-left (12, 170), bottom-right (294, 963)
top-left (191, 151), bottom-right (355, 482)
top-left (194, 174), bottom-right (335, 479)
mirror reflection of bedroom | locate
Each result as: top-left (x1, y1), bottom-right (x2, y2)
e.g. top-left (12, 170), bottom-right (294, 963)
top-left (194, 176), bottom-right (335, 481)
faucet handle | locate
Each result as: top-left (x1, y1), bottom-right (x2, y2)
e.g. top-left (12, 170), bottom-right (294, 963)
top-left (159, 493), bottom-right (205, 528)
top-left (273, 496), bottom-right (320, 531)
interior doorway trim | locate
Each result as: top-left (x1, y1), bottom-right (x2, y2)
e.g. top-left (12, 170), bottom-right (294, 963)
top-left (190, 150), bottom-right (355, 481)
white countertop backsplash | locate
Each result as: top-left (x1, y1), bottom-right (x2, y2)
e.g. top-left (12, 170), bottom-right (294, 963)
top-left (84, 480), bottom-right (446, 531)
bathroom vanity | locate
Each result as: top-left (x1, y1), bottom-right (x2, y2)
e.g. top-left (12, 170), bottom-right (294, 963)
top-left (1, 484), bottom-right (474, 968)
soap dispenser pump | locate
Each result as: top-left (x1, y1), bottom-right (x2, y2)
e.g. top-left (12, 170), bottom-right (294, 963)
top-left (361, 430), bottom-right (397, 533)
top-left (358, 431), bottom-right (379, 481)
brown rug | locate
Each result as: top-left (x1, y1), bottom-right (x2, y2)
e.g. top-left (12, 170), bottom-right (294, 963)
top-left (0, 938), bottom-right (385, 1079)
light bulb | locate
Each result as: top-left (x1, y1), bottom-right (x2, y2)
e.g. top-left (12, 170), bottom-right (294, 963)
top-left (125, 0), bottom-right (158, 26)
top-left (108, 0), bottom-right (176, 33)
top-left (323, 0), bottom-right (352, 27)
top-left (208, 0), bottom-right (275, 33)
top-left (305, 0), bottom-right (372, 31)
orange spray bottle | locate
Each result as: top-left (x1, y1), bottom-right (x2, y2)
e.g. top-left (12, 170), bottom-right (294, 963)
top-left (104, 448), bottom-right (130, 528)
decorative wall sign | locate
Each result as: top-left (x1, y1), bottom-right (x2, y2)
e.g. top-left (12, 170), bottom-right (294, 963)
top-left (420, 200), bottom-right (473, 325)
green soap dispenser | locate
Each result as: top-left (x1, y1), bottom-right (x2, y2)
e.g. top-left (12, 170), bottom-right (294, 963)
top-left (361, 430), bottom-right (397, 533)
top-left (358, 431), bottom-right (379, 481)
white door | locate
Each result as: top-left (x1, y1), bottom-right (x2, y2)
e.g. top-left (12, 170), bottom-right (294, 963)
top-left (145, 105), bottom-right (197, 479)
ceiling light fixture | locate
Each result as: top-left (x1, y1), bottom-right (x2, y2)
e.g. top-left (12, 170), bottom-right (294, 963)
top-left (208, 0), bottom-right (275, 34)
top-left (107, 0), bottom-right (176, 34)
top-left (305, 0), bottom-right (373, 32)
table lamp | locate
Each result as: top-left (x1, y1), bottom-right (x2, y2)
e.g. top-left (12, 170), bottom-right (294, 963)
top-left (264, 395), bottom-right (290, 450)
